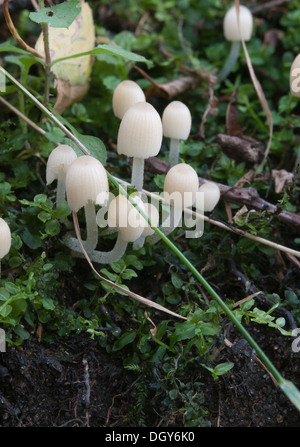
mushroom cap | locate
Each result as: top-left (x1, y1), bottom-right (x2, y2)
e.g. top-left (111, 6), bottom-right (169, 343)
top-left (290, 53), bottom-right (300, 98)
top-left (197, 182), bottom-right (220, 212)
top-left (112, 80), bottom-right (146, 119)
top-left (107, 194), bottom-right (147, 242)
top-left (0, 218), bottom-right (11, 259)
top-left (164, 163), bottom-right (199, 208)
top-left (223, 5), bottom-right (253, 42)
top-left (162, 101), bottom-right (192, 140)
top-left (65, 155), bottom-right (109, 212)
top-left (46, 144), bottom-right (77, 185)
top-left (117, 102), bottom-right (163, 159)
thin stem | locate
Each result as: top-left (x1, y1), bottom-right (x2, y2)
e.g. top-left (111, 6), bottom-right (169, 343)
top-left (0, 96), bottom-right (45, 136)
top-left (131, 157), bottom-right (144, 191)
top-left (218, 41), bottom-right (241, 82)
top-left (3, 0), bottom-right (43, 58)
top-left (63, 231), bottom-right (128, 264)
top-left (38, 1), bottom-right (51, 106)
top-left (169, 138), bottom-right (181, 166)
top-left (0, 66), bottom-right (89, 155)
top-left (84, 201), bottom-right (98, 253)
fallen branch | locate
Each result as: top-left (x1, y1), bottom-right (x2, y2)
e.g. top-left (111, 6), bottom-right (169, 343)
top-left (144, 157), bottom-right (300, 233)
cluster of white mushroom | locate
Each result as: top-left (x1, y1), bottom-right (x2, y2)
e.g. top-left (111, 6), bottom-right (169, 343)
top-left (45, 77), bottom-right (221, 264)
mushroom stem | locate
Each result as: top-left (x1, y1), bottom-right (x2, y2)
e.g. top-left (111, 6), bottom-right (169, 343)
top-left (63, 231), bottom-right (128, 264)
top-left (89, 232), bottom-right (128, 264)
top-left (218, 40), bottom-right (241, 82)
top-left (84, 200), bottom-right (98, 253)
top-left (169, 138), bottom-right (181, 166)
top-left (131, 157), bottom-right (144, 191)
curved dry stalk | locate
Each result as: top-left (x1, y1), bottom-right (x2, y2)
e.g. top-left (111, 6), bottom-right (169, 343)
top-left (72, 211), bottom-right (187, 321)
top-left (3, 0), bottom-right (43, 58)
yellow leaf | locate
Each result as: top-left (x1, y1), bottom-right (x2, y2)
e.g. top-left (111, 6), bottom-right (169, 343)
top-left (35, 0), bottom-right (95, 113)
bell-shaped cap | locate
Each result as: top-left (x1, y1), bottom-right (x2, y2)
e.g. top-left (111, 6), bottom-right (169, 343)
top-left (162, 101), bottom-right (192, 140)
top-left (223, 5), bottom-right (253, 42)
top-left (197, 182), bottom-right (220, 212)
top-left (46, 144), bottom-right (77, 185)
top-left (117, 102), bottom-right (163, 159)
top-left (0, 218), bottom-right (11, 259)
top-left (113, 80), bottom-right (146, 119)
top-left (164, 163), bottom-right (199, 208)
top-left (66, 155), bottom-right (109, 212)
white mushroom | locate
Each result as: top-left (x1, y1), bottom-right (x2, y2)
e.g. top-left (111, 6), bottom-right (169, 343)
top-left (88, 193), bottom-right (147, 263)
top-left (162, 101), bottom-right (192, 166)
top-left (148, 163), bottom-right (199, 244)
top-left (46, 144), bottom-right (77, 206)
top-left (117, 102), bottom-right (163, 191)
top-left (65, 155), bottom-right (109, 253)
top-left (219, 4), bottom-right (253, 82)
top-left (112, 80), bottom-right (146, 119)
top-left (198, 181), bottom-right (221, 212)
top-left (0, 218), bottom-right (11, 279)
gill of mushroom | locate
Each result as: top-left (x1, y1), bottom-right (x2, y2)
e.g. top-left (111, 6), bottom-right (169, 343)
top-left (162, 101), bottom-right (192, 166)
top-left (117, 102), bottom-right (163, 192)
top-left (64, 155), bottom-right (109, 254)
top-left (112, 80), bottom-right (146, 120)
top-left (46, 144), bottom-right (78, 206)
top-left (218, 4), bottom-right (253, 82)
top-left (0, 218), bottom-right (11, 280)
top-left (147, 163), bottom-right (199, 244)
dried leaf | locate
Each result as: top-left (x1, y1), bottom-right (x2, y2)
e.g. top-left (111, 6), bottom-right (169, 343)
top-left (272, 169), bottom-right (294, 194)
top-left (35, 0), bottom-right (95, 113)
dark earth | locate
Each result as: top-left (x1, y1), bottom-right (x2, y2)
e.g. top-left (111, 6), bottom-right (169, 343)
top-left (1, 320), bottom-right (299, 427)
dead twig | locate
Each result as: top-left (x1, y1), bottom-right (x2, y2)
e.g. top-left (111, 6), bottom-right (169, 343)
top-left (2, 0), bottom-right (43, 58)
top-left (144, 157), bottom-right (300, 234)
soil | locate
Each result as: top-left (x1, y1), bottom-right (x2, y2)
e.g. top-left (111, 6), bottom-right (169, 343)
top-left (1, 323), bottom-right (299, 427)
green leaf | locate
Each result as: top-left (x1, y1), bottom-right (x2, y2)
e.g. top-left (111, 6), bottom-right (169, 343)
top-left (0, 303), bottom-right (12, 317)
top-left (51, 43), bottom-right (152, 68)
top-left (112, 331), bottom-right (136, 351)
top-left (280, 380), bottom-right (300, 412)
top-left (45, 219), bottom-right (60, 236)
top-left (29, 0), bottom-right (81, 28)
top-left (68, 133), bottom-right (107, 165)
top-left (14, 325), bottom-right (30, 340)
top-left (39, 296), bottom-right (55, 310)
